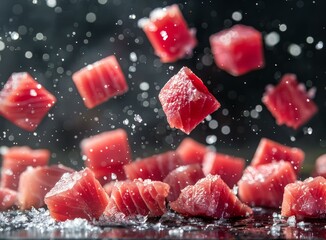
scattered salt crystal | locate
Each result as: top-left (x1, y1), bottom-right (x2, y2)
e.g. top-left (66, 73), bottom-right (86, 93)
top-left (129, 14), bottom-right (136, 19)
top-left (272, 212), bottom-right (282, 220)
top-left (129, 52), bottom-right (137, 62)
top-left (137, 18), bottom-right (149, 28)
top-left (315, 41), bottom-right (323, 50)
top-left (30, 89), bottom-right (37, 97)
top-left (169, 228), bottom-right (184, 237)
top-left (4, 169), bottom-right (13, 176)
top-left (206, 135), bottom-right (217, 144)
top-left (297, 221), bottom-right (307, 228)
top-left (129, 66), bottom-right (136, 72)
top-left (149, 7), bottom-right (168, 21)
top-left (160, 30), bottom-right (168, 41)
top-left (270, 223), bottom-right (281, 237)
top-left (111, 173), bottom-right (117, 180)
top-left (134, 114), bottom-right (143, 123)
top-left (287, 216), bottom-right (296, 226)
top-left (232, 185), bottom-right (238, 195)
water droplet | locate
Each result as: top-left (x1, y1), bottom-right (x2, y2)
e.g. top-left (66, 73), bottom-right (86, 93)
top-left (98, 0), bottom-right (107, 4)
top-left (250, 109), bottom-right (259, 119)
top-left (243, 110), bottom-right (250, 117)
top-left (129, 14), bottom-right (136, 19)
top-left (208, 120), bottom-right (218, 129)
top-left (221, 126), bottom-right (230, 135)
top-left (86, 12), bottom-right (96, 23)
top-left (0, 41), bottom-right (5, 51)
top-left (288, 44), bottom-right (301, 56)
top-left (265, 32), bottom-right (280, 47)
top-left (25, 51), bottom-right (33, 59)
top-left (255, 105), bottom-right (263, 112)
top-left (46, 0), bottom-right (56, 8)
top-left (306, 36), bottom-right (314, 44)
top-left (35, 32), bottom-right (44, 40)
top-left (139, 82), bottom-right (149, 91)
top-left (10, 31), bottom-right (19, 40)
top-left (231, 11), bottom-right (242, 21)
top-left (279, 24), bottom-right (287, 32)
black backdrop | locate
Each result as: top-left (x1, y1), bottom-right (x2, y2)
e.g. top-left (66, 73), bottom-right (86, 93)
top-left (0, 0), bottom-right (325, 172)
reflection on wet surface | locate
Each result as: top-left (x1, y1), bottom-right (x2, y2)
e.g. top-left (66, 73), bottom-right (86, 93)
top-left (1, 208), bottom-right (326, 239)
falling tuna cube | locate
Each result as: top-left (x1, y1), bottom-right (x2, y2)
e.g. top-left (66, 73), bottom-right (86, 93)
top-left (72, 55), bottom-right (128, 109)
top-left (139, 4), bottom-right (197, 62)
top-left (210, 24), bottom-right (264, 76)
top-left (0, 72), bottom-right (57, 131)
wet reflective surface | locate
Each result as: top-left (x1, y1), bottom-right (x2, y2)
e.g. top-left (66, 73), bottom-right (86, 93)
top-left (0, 1), bottom-right (326, 239)
top-left (1, 208), bottom-right (326, 239)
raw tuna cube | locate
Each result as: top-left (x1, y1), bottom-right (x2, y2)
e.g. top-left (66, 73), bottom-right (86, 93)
top-left (44, 168), bottom-right (109, 221)
top-left (170, 174), bottom-right (252, 218)
top-left (0, 187), bottom-right (17, 211)
top-left (203, 152), bottom-right (245, 188)
top-left (139, 4), bottom-right (197, 63)
top-left (124, 151), bottom-right (183, 181)
top-left (158, 67), bottom-right (221, 134)
top-left (72, 55), bottom-right (128, 109)
top-left (238, 161), bottom-right (296, 208)
top-left (281, 176), bottom-right (326, 219)
top-left (176, 138), bottom-right (208, 165)
top-left (313, 154), bottom-right (326, 178)
top-left (209, 24), bottom-right (264, 76)
top-left (0, 72), bottom-right (56, 131)
top-left (17, 164), bottom-right (74, 210)
top-left (262, 74), bottom-right (318, 129)
top-left (0, 146), bottom-right (50, 190)
top-left (163, 164), bottom-right (204, 202)
top-left (105, 179), bottom-right (169, 217)
top-left (80, 129), bottom-right (131, 184)
top-left (251, 138), bottom-right (304, 174)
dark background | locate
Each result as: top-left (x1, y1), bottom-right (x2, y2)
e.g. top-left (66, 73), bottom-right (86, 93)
top-left (0, 0), bottom-right (325, 173)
